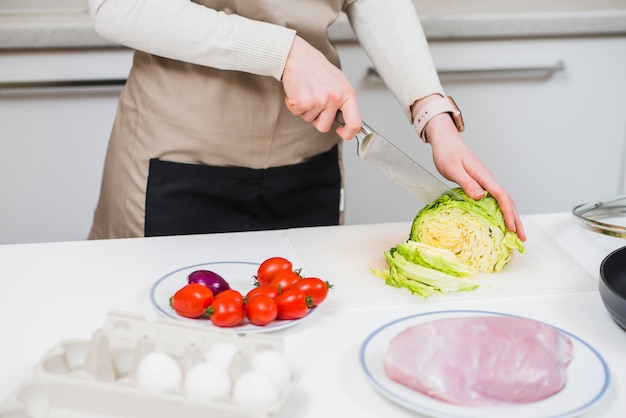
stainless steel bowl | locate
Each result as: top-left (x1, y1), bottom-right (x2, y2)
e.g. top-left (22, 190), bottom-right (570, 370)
top-left (599, 246), bottom-right (626, 330)
top-left (572, 195), bottom-right (626, 238)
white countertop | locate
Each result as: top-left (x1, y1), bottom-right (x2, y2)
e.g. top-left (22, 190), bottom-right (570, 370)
top-left (1, 1), bottom-right (626, 50)
top-left (1, 212), bottom-right (625, 417)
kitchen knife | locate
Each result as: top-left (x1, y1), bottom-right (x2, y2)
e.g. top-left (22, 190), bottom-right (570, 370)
top-left (335, 112), bottom-right (461, 204)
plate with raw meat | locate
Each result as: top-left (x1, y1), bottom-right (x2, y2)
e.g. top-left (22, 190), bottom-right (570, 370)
top-left (359, 310), bottom-right (609, 418)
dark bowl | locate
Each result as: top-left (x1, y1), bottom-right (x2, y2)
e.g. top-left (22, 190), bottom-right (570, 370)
top-left (599, 246), bottom-right (626, 330)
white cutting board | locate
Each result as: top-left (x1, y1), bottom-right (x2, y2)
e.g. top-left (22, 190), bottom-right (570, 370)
top-left (283, 217), bottom-right (597, 309)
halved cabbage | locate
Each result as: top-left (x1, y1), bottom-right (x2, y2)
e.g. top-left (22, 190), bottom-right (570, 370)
top-left (410, 188), bottom-right (524, 272)
top-left (374, 188), bottom-right (524, 298)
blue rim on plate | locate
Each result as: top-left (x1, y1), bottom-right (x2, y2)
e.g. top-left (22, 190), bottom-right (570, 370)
top-left (359, 309), bottom-right (610, 418)
top-left (150, 260), bottom-right (319, 334)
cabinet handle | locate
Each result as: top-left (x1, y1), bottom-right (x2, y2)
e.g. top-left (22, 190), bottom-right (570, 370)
top-left (0, 78), bottom-right (127, 90)
top-left (367, 61), bottom-right (565, 81)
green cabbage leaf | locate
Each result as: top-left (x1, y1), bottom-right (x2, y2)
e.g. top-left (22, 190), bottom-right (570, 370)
top-left (394, 240), bottom-right (476, 277)
top-left (372, 249), bottom-right (479, 298)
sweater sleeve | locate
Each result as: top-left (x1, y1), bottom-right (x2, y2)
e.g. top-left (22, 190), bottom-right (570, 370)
top-left (345, 0), bottom-right (445, 120)
top-left (87, 0), bottom-right (296, 80)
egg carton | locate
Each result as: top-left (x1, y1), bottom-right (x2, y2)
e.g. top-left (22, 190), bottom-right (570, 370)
top-left (0, 310), bottom-right (296, 418)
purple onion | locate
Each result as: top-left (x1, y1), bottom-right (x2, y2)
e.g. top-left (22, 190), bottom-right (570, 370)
top-left (187, 270), bottom-right (231, 296)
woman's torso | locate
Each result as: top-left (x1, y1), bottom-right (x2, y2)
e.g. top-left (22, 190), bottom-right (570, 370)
top-left (117, 0), bottom-right (351, 169)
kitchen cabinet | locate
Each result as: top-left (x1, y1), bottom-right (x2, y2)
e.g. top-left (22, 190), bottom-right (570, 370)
top-left (337, 36), bottom-right (626, 225)
top-left (0, 48), bottom-right (133, 245)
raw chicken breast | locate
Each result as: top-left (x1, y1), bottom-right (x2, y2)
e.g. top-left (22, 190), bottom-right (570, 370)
top-left (383, 316), bottom-right (573, 406)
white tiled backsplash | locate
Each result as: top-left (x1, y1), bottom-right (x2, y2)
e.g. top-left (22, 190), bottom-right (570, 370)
top-left (412, 0), bottom-right (626, 14)
top-left (1, 0), bottom-right (624, 16)
top-left (0, 0), bottom-right (88, 15)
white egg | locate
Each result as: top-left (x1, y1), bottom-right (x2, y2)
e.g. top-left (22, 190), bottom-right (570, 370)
top-left (250, 350), bottom-right (293, 386)
top-left (232, 370), bottom-right (280, 407)
top-left (206, 342), bottom-right (241, 371)
top-left (183, 361), bottom-right (232, 401)
top-left (135, 350), bottom-right (182, 393)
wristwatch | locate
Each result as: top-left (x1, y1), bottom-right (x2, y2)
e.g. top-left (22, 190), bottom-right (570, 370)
top-left (413, 96), bottom-right (465, 143)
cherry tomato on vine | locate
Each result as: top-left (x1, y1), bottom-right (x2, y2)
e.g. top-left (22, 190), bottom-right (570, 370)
top-left (246, 285), bottom-right (279, 301)
top-left (275, 288), bottom-right (312, 320)
top-left (290, 277), bottom-right (331, 306)
top-left (215, 289), bottom-right (244, 306)
top-left (269, 269), bottom-right (301, 293)
top-left (170, 283), bottom-right (214, 318)
top-left (256, 257), bottom-right (293, 286)
top-left (207, 297), bottom-right (245, 327)
top-left (245, 294), bottom-right (278, 326)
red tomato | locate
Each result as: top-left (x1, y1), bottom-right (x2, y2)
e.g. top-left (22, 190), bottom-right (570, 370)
top-left (256, 257), bottom-right (293, 286)
top-left (290, 277), bottom-right (331, 306)
top-left (215, 289), bottom-right (244, 306)
top-left (275, 288), bottom-right (312, 320)
top-left (170, 283), bottom-right (214, 318)
top-left (269, 269), bottom-right (302, 293)
top-left (245, 295), bottom-right (278, 326)
top-left (246, 285), bottom-right (279, 301)
top-left (207, 297), bottom-right (245, 327)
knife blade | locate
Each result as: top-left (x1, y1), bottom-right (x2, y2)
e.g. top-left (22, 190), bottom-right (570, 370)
top-left (336, 112), bottom-right (461, 204)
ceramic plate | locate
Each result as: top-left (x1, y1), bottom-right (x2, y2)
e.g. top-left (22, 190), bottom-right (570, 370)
top-left (150, 261), bottom-right (319, 333)
top-left (360, 310), bottom-right (609, 418)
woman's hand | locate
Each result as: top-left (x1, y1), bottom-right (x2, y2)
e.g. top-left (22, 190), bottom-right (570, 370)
top-left (282, 35), bottom-right (361, 140)
top-left (419, 105), bottom-right (526, 241)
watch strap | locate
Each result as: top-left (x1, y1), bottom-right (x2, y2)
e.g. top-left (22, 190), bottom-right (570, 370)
top-left (413, 96), bottom-right (462, 143)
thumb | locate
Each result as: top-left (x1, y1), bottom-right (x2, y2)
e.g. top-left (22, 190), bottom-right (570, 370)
top-left (456, 177), bottom-right (485, 200)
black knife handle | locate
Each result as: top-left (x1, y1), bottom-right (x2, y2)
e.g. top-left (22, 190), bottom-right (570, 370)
top-left (335, 110), bottom-right (346, 127)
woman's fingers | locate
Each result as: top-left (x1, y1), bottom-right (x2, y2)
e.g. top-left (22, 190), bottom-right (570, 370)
top-left (282, 36), bottom-right (361, 139)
